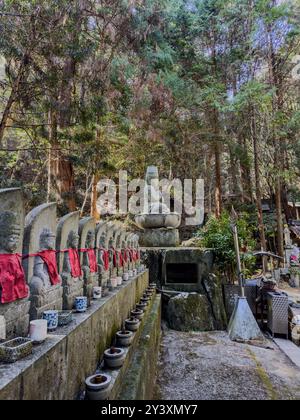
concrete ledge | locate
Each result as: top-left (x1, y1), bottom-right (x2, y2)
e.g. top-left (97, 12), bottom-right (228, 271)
top-left (117, 295), bottom-right (161, 400)
top-left (0, 271), bottom-right (149, 400)
top-left (96, 293), bottom-right (161, 400)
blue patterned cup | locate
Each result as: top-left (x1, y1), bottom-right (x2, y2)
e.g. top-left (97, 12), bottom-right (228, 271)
top-left (75, 296), bottom-right (88, 313)
top-left (43, 310), bottom-right (59, 331)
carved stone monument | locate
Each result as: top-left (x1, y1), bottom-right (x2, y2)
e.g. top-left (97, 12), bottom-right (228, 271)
top-left (57, 212), bottom-right (83, 310)
top-left (23, 203), bottom-right (63, 320)
top-left (0, 188), bottom-right (30, 338)
top-left (95, 221), bottom-right (110, 296)
top-left (115, 225), bottom-right (125, 277)
top-left (108, 223), bottom-right (120, 279)
top-left (135, 166), bottom-right (181, 247)
top-left (121, 232), bottom-right (130, 275)
top-left (79, 217), bottom-right (98, 305)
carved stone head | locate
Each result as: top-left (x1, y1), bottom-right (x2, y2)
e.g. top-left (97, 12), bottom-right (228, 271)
top-left (100, 231), bottom-right (106, 248)
top-left (67, 230), bottom-right (79, 249)
top-left (0, 211), bottom-right (21, 253)
top-left (86, 230), bottom-right (95, 249)
top-left (40, 228), bottom-right (56, 251)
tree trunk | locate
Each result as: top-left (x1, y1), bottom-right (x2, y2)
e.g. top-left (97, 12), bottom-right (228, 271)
top-left (91, 174), bottom-right (100, 220)
top-left (47, 109), bottom-right (76, 211)
top-left (240, 137), bottom-right (253, 203)
top-left (214, 141), bottom-right (222, 219)
top-left (252, 112), bottom-right (267, 270)
top-left (0, 54), bottom-right (28, 147)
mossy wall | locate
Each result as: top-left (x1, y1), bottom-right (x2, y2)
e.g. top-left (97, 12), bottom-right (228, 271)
top-left (0, 272), bottom-right (149, 400)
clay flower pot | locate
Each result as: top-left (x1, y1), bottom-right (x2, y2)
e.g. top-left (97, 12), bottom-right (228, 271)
top-left (104, 347), bottom-right (126, 369)
top-left (125, 317), bottom-right (140, 332)
top-left (136, 302), bottom-right (147, 312)
top-left (140, 297), bottom-right (150, 305)
top-left (116, 330), bottom-right (134, 347)
top-left (131, 308), bottom-right (144, 320)
top-left (110, 277), bottom-right (118, 289)
top-left (123, 273), bottom-right (129, 282)
top-left (85, 374), bottom-right (112, 401)
top-left (116, 276), bottom-right (123, 287)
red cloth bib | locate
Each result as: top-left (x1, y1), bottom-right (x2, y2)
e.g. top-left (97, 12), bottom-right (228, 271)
top-left (100, 249), bottom-right (110, 272)
top-left (128, 248), bottom-right (134, 262)
top-left (111, 248), bottom-right (117, 268)
top-left (68, 249), bottom-right (82, 278)
top-left (118, 251), bottom-right (124, 267)
top-left (38, 250), bottom-right (61, 286)
top-left (0, 254), bottom-right (29, 304)
top-left (122, 249), bottom-right (128, 264)
top-left (87, 249), bottom-right (97, 273)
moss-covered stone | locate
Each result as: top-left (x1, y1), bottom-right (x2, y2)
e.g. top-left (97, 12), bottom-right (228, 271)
top-left (167, 293), bottom-right (215, 332)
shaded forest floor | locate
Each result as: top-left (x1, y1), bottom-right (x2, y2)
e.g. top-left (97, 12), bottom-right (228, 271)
top-left (155, 330), bottom-right (300, 400)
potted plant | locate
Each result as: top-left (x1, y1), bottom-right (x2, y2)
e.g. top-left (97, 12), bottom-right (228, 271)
top-left (104, 347), bottom-right (126, 369)
top-left (85, 374), bottom-right (112, 400)
top-left (116, 328), bottom-right (134, 347)
top-left (125, 317), bottom-right (140, 332)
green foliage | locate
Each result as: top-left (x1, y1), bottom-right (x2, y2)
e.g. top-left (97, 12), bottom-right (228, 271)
top-left (196, 212), bottom-right (256, 277)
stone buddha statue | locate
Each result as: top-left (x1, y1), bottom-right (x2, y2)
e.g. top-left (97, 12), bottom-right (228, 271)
top-left (144, 166), bottom-right (171, 214)
top-left (0, 211), bottom-right (28, 304)
top-left (31, 228), bottom-right (60, 295)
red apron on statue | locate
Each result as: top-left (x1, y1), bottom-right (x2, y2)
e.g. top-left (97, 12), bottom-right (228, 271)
top-left (0, 254), bottom-right (29, 304)
top-left (38, 250), bottom-right (61, 286)
top-left (101, 249), bottom-right (110, 272)
top-left (122, 249), bottom-right (128, 264)
top-left (68, 249), bottom-right (82, 278)
top-left (87, 249), bottom-right (97, 273)
top-left (118, 251), bottom-right (124, 268)
top-left (111, 248), bottom-right (117, 268)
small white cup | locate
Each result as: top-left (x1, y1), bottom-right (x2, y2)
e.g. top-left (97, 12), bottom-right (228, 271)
top-left (93, 287), bottom-right (102, 300)
top-left (29, 320), bottom-right (48, 343)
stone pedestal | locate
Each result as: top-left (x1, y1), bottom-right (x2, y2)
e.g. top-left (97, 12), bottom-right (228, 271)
top-left (139, 228), bottom-right (180, 248)
top-left (0, 300), bottom-right (30, 339)
top-left (30, 284), bottom-right (62, 320)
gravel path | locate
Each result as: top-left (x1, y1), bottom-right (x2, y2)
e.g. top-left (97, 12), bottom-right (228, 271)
top-left (155, 330), bottom-right (300, 400)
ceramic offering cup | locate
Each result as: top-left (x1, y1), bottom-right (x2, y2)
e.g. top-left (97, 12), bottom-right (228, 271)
top-left (116, 276), bottom-right (123, 286)
top-left (116, 330), bottom-right (134, 347)
top-left (133, 269), bottom-right (137, 276)
top-left (110, 277), bottom-right (118, 289)
top-left (42, 310), bottom-right (59, 332)
top-left (85, 374), bottom-right (112, 401)
top-left (125, 317), bottom-right (140, 332)
top-left (93, 287), bottom-right (102, 300)
top-left (129, 270), bottom-right (134, 278)
top-left (29, 320), bottom-right (48, 343)
top-left (75, 296), bottom-right (88, 313)
top-left (123, 273), bottom-right (129, 282)
top-left (104, 347), bottom-right (126, 369)
top-left (131, 309), bottom-right (144, 320)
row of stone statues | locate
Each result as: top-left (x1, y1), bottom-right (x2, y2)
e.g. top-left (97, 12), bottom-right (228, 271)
top-left (0, 188), bottom-right (141, 340)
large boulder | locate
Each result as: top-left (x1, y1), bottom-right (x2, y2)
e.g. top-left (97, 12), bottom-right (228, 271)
top-left (167, 293), bottom-right (215, 332)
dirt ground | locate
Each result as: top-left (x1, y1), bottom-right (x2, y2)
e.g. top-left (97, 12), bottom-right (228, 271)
top-left (155, 330), bottom-right (300, 400)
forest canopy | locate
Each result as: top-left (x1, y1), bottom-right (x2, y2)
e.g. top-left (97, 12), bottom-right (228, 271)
top-left (0, 0), bottom-right (300, 256)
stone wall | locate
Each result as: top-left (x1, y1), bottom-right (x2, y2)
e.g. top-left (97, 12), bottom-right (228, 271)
top-left (0, 272), bottom-right (149, 400)
top-left (142, 247), bottom-right (227, 331)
